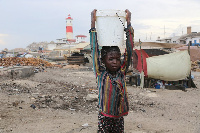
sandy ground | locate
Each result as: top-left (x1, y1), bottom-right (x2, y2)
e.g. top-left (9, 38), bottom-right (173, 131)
top-left (0, 66), bottom-right (200, 133)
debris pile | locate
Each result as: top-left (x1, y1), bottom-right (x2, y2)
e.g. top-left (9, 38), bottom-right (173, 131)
top-left (191, 60), bottom-right (200, 72)
top-left (0, 80), bottom-right (98, 113)
top-left (0, 57), bottom-right (54, 67)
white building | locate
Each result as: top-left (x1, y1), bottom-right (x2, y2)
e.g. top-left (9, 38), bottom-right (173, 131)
top-left (178, 32), bottom-right (200, 45)
top-left (75, 35), bottom-right (87, 43)
top-left (157, 26), bottom-right (200, 46)
top-left (156, 36), bottom-right (181, 44)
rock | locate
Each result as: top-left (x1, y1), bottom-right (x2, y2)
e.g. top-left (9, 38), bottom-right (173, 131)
top-left (82, 123), bottom-right (89, 127)
top-left (12, 101), bottom-right (19, 107)
top-left (70, 108), bottom-right (76, 111)
top-left (137, 124), bottom-right (142, 128)
top-left (86, 94), bottom-right (98, 102)
top-left (30, 104), bottom-right (36, 109)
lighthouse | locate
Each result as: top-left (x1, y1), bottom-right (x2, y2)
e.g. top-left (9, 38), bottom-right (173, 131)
top-left (66, 14), bottom-right (73, 40)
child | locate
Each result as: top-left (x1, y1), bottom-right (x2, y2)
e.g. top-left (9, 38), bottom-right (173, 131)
top-left (90, 9), bottom-right (134, 133)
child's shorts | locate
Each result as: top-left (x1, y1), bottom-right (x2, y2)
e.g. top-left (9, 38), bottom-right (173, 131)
top-left (97, 113), bottom-right (124, 133)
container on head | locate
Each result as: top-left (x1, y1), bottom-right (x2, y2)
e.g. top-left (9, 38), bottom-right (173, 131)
top-left (96, 10), bottom-right (126, 47)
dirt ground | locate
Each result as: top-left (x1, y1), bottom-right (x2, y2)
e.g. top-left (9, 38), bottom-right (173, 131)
top-left (0, 66), bottom-right (200, 133)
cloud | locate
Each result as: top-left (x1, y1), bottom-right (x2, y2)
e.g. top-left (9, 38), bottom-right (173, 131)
top-left (0, 0), bottom-right (200, 50)
top-left (0, 34), bottom-right (8, 37)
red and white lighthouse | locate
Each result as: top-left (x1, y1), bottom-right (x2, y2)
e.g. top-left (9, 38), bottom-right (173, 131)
top-left (66, 14), bottom-right (73, 40)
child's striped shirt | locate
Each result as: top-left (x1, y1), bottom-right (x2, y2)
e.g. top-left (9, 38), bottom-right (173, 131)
top-left (90, 26), bottom-right (134, 118)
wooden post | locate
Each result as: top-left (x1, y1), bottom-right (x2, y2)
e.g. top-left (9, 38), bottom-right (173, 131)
top-left (139, 39), bottom-right (144, 88)
top-left (139, 39), bottom-right (143, 70)
top-left (188, 41), bottom-right (191, 88)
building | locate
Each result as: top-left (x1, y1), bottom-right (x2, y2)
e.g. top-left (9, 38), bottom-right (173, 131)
top-left (75, 35), bottom-right (87, 43)
top-left (176, 27), bottom-right (200, 45)
top-left (156, 36), bottom-right (181, 44)
top-left (157, 26), bottom-right (200, 46)
top-left (56, 38), bottom-right (67, 46)
top-left (177, 32), bottom-right (200, 46)
top-left (56, 14), bottom-right (87, 45)
top-left (50, 14), bottom-right (89, 55)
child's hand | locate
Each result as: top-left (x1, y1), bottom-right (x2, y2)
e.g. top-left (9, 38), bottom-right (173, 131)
top-left (91, 9), bottom-right (97, 28)
top-left (125, 9), bottom-right (131, 26)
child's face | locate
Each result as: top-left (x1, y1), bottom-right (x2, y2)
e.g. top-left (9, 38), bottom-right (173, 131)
top-left (103, 51), bottom-right (121, 73)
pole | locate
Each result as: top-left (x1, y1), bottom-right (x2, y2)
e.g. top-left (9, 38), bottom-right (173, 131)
top-left (188, 41), bottom-right (191, 88)
top-left (139, 39), bottom-right (144, 89)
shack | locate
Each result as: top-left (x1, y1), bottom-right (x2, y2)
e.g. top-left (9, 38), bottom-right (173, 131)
top-left (128, 42), bottom-right (195, 90)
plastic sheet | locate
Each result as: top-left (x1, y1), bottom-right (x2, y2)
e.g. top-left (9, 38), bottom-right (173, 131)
top-left (146, 50), bottom-right (191, 81)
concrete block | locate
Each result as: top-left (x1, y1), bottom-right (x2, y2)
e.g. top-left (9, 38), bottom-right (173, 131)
top-left (0, 66), bottom-right (35, 79)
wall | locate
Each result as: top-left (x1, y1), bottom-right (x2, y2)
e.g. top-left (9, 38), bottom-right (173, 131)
top-left (185, 37), bottom-right (200, 46)
top-left (192, 37), bottom-right (200, 46)
top-left (171, 36), bottom-right (180, 43)
top-left (76, 37), bottom-right (86, 43)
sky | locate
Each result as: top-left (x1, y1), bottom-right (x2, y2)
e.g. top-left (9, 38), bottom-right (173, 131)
top-left (0, 0), bottom-right (200, 51)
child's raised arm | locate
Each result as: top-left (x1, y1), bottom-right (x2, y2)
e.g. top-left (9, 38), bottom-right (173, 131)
top-left (90, 9), bottom-right (101, 76)
top-left (91, 9), bottom-right (96, 29)
top-left (121, 9), bottom-right (134, 73)
top-left (125, 9), bottom-right (131, 27)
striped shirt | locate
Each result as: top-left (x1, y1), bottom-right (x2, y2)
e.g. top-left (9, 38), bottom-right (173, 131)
top-left (90, 26), bottom-right (134, 118)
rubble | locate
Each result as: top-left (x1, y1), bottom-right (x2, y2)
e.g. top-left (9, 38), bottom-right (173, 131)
top-left (191, 60), bottom-right (200, 72)
top-left (0, 67), bottom-right (200, 133)
top-left (0, 75), bottom-right (98, 113)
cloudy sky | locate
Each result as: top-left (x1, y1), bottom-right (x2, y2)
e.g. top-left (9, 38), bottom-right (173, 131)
top-left (0, 0), bottom-right (200, 51)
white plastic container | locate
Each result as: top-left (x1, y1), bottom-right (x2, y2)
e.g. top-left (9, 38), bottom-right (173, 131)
top-left (96, 10), bottom-right (126, 46)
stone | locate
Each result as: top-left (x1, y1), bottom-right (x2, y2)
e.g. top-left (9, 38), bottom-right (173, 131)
top-left (86, 94), bottom-right (98, 102)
